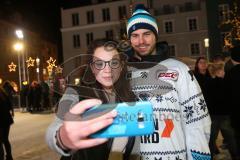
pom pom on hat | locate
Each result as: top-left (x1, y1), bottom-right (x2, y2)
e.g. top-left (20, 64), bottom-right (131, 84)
top-left (127, 4), bottom-right (158, 38)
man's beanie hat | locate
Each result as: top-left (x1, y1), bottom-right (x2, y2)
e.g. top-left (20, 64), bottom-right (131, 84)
top-left (230, 45), bottom-right (240, 63)
top-left (127, 4), bottom-right (158, 38)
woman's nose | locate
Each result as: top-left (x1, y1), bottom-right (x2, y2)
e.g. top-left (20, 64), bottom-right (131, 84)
top-left (103, 63), bottom-right (112, 72)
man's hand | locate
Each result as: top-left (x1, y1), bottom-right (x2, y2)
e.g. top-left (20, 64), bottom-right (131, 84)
top-left (59, 99), bottom-right (117, 150)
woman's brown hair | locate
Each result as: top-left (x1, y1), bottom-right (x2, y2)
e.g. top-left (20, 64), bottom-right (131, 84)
top-left (81, 39), bottom-right (136, 103)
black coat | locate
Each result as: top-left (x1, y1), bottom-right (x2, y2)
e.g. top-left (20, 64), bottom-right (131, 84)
top-left (224, 64), bottom-right (240, 128)
top-left (193, 72), bottom-right (212, 109)
top-left (207, 77), bottom-right (226, 115)
top-left (0, 88), bottom-right (13, 127)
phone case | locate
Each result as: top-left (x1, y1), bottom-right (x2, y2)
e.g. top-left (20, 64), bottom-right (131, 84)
top-left (82, 101), bottom-right (154, 138)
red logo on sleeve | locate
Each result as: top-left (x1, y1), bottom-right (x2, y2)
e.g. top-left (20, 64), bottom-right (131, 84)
top-left (158, 70), bottom-right (179, 81)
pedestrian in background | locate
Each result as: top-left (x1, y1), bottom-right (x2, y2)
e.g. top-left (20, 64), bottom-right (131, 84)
top-left (224, 45), bottom-right (240, 160)
top-left (208, 62), bottom-right (239, 160)
top-left (193, 57), bottom-right (212, 104)
top-left (2, 81), bottom-right (16, 106)
top-left (20, 83), bottom-right (29, 112)
top-left (40, 80), bottom-right (50, 110)
top-left (28, 81), bottom-right (42, 112)
top-left (0, 87), bottom-right (14, 160)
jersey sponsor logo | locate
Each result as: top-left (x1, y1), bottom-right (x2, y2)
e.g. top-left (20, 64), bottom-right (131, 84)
top-left (158, 70), bottom-right (179, 81)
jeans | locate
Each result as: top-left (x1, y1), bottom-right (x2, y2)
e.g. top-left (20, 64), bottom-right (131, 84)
top-left (0, 126), bottom-right (13, 160)
top-left (209, 115), bottom-right (239, 159)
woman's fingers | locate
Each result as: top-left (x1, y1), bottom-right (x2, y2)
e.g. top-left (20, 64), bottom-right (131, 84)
top-left (69, 99), bottom-right (102, 115)
top-left (80, 109), bottom-right (117, 126)
top-left (59, 99), bottom-right (118, 149)
top-left (78, 118), bottom-right (114, 138)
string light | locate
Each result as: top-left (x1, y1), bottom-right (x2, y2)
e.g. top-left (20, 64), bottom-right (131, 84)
top-left (46, 57), bottom-right (57, 76)
top-left (26, 57), bottom-right (35, 68)
top-left (8, 62), bottom-right (17, 72)
top-left (55, 66), bottom-right (63, 74)
top-left (47, 57), bottom-right (57, 68)
top-left (221, 1), bottom-right (240, 48)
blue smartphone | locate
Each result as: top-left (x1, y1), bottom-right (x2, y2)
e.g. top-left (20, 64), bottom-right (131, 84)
top-left (81, 101), bottom-right (154, 138)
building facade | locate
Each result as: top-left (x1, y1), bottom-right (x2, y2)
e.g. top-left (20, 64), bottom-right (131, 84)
top-left (60, 0), bottom-right (237, 81)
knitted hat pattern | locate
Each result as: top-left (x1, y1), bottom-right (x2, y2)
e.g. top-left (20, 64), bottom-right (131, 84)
top-left (127, 4), bottom-right (158, 38)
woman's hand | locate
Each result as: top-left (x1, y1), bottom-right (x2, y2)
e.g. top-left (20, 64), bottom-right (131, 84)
top-left (59, 99), bottom-right (117, 150)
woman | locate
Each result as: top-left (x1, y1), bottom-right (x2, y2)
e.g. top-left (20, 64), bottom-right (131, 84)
top-left (193, 57), bottom-right (212, 106)
top-left (46, 39), bottom-right (136, 160)
top-left (0, 87), bottom-right (14, 160)
top-left (194, 57), bottom-right (211, 91)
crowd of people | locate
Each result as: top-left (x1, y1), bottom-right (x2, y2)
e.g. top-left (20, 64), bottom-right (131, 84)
top-left (19, 78), bottom-right (63, 113)
top-left (0, 77), bottom-right (63, 160)
top-left (193, 47), bottom-right (240, 160)
top-left (20, 80), bottom-right (49, 112)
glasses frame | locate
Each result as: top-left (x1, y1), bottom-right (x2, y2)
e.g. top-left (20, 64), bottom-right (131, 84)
top-left (90, 58), bottom-right (122, 70)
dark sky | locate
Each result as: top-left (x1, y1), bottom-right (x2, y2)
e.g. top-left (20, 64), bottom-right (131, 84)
top-left (0, 0), bottom-right (89, 62)
top-left (0, 0), bottom-right (62, 42)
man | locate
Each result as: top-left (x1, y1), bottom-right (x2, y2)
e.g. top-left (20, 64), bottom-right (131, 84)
top-left (126, 4), bottom-right (211, 160)
top-left (224, 45), bottom-right (240, 160)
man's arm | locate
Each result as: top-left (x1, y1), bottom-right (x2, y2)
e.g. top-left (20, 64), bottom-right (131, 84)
top-left (178, 65), bottom-right (211, 160)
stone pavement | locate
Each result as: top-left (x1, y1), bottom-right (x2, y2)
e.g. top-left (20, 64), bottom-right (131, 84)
top-left (10, 111), bottom-right (60, 160)
top-left (9, 110), bottom-right (232, 160)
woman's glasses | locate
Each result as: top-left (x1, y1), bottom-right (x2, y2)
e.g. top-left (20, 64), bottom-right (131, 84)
top-left (91, 59), bottom-right (122, 70)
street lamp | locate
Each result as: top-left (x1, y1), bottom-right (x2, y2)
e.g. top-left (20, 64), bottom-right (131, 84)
top-left (15, 30), bottom-right (27, 84)
top-left (13, 42), bottom-right (24, 109)
top-left (16, 29), bottom-right (24, 39)
top-left (204, 38), bottom-right (209, 62)
top-left (36, 57), bottom-right (40, 82)
top-left (13, 42), bottom-right (24, 91)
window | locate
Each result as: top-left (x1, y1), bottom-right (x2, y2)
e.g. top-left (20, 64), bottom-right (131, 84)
top-left (86, 33), bottom-right (94, 46)
top-left (102, 8), bottom-right (110, 21)
top-left (185, 2), bottom-right (193, 11)
top-left (168, 45), bottom-right (176, 56)
top-left (118, 6), bottom-right (127, 20)
top-left (163, 5), bottom-right (171, 14)
top-left (218, 4), bottom-right (230, 22)
top-left (105, 30), bottom-right (113, 40)
top-left (73, 34), bottom-right (80, 48)
top-left (190, 43), bottom-right (200, 55)
top-left (164, 21), bottom-right (173, 33)
top-left (72, 13), bottom-right (79, 26)
top-left (87, 10), bottom-right (94, 24)
top-left (188, 18), bottom-right (197, 31)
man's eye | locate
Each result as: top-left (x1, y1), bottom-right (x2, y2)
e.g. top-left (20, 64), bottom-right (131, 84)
top-left (131, 34), bottom-right (138, 38)
top-left (144, 32), bottom-right (151, 36)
